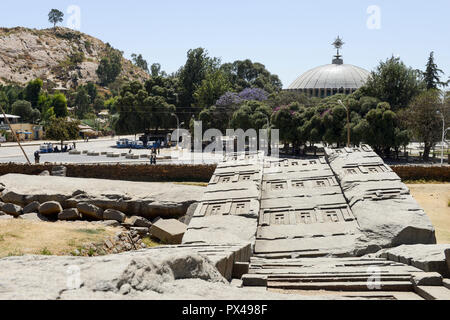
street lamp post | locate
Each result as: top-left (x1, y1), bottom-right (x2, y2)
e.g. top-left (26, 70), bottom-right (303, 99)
top-left (338, 100), bottom-right (350, 148)
top-left (437, 110), bottom-right (445, 166)
top-left (265, 115), bottom-right (271, 156)
top-left (171, 113), bottom-right (181, 149)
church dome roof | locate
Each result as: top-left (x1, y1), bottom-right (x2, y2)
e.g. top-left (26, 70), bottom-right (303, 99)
top-left (288, 37), bottom-right (370, 91)
top-left (287, 63), bottom-right (370, 90)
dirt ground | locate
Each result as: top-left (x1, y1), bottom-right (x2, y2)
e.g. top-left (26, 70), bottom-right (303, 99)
top-left (407, 184), bottom-right (450, 244)
top-left (0, 220), bottom-right (119, 258)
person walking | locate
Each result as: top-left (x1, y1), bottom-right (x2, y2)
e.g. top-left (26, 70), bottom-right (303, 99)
top-left (34, 151), bottom-right (40, 164)
top-left (151, 147), bottom-right (157, 165)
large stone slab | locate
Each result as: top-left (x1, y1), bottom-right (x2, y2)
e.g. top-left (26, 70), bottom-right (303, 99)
top-left (376, 245), bottom-right (450, 277)
top-left (325, 146), bottom-right (437, 254)
top-left (183, 215), bottom-right (258, 246)
top-left (150, 219), bottom-right (187, 244)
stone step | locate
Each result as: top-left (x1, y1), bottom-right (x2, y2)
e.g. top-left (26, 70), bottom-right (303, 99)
top-left (414, 286), bottom-right (450, 300)
top-left (267, 281), bottom-right (413, 292)
top-left (267, 276), bottom-right (412, 283)
top-left (444, 279), bottom-right (450, 290)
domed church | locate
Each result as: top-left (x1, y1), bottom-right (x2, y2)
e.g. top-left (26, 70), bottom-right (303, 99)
top-left (287, 37), bottom-right (370, 98)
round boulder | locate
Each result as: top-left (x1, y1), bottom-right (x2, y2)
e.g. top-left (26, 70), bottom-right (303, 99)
top-left (39, 201), bottom-right (63, 216)
top-left (103, 209), bottom-right (126, 223)
top-left (77, 203), bottom-right (103, 220)
top-left (58, 208), bottom-right (82, 221)
top-left (2, 203), bottom-right (23, 217)
top-left (23, 201), bottom-right (40, 214)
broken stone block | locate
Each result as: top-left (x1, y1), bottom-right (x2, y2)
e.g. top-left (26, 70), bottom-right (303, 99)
top-left (377, 244), bottom-right (450, 278)
top-left (127, 216), bottom-right (152, 228)
top-left (23, 201), bottom-right (40, 214)
top-left (2, 203), bottom-right (22, 217)
top-left (150, 219), bottom-right (187, 244)
top-left (20, 212), bottom-right (51, 222)
top-left (58, 208), bottom-right (81, 221)
top-left (39, 201), bottom-right (63, 216)
top-left (77, 203), bottom-right (103, 220)
top-left (130, 227), bottom-right (149, 236)
top-left (103, 209), bottom-right (126, 223)
top-left (411, 272), bottom-right (443, 286)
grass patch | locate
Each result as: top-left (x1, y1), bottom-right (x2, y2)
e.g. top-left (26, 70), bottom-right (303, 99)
top-left (40, 247), bottom-right (52, 256)
top-left (142, 236), bottom-right (160, 248)
top-left (75, 228), bottom-right (106, 235)
top-left (7, 249), bottom-right (24, 257)
top-left (0, 220), bottom-right (117, 259)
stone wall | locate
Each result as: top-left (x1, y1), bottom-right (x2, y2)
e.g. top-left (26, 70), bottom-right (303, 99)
top-left (0, 164), bottom-right (216, 182)
top-left (391, 165), bottom-right (450, 182)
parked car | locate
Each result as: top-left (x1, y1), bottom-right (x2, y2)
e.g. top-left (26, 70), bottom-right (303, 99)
top-left (116, 139), bottom-right (130, 149)
top-left (130, 141), bottom-right (145, 149)
top-left (39, 143), bottom-right (54, 153)
top-left (147, 141), bottom-right (161, 149)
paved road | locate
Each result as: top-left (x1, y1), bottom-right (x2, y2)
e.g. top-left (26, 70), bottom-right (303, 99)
top-left (0, 136), bottom-right (224, 165)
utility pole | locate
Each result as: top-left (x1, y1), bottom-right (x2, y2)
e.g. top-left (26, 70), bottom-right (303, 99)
top-left (0, 104), bottom-right (31, 165)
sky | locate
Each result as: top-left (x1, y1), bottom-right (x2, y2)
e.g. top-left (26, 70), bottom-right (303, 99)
top-left (1, 0), bottom-right (449, 88)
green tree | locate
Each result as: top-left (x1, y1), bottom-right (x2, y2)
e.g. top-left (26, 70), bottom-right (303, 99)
top-left (74, 86), bottom-right (91, 118)
top-left (85, 82), bottom-right (97, 103)
top-left (97, 49), bottom-right (122, 86)
top-left (361, 102), bottom-right (398, 155)
top-left (150, 63), bottom-right (166, 77)
top-left (11, 100), bottom-right (32, 122)
top-left (179, 48), bottom-right (220, 118)
top-left (361, 56), bottom-right (424, 111)
top-left (24, 79), bottom-right (43, 108)
top-left (403, 90), bottom-right (443, 160)
top-left (193, 70), bottom-right (231, 109)
top-left (48, 9), bottom-right (64, 29)
top-left (45, 117), bottom-right (80, 149)
top-left (423, 52), bottom-right (447, 90)
top-left (221, 59), bottom-right (282, 94)
top-left (115, 80), bottom-right (176, 134)
top-left (131, 53), bottom-right (149, 73)
top-left (271, 103), bottom-right (302, 152)
top-left (51, 93), bottom-right (68, 118)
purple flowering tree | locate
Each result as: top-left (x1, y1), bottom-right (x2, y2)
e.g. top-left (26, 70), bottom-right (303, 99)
top-left (216, 92), bottom-right (243, 107)
top-left (238, 88), bottom-right (268, 102)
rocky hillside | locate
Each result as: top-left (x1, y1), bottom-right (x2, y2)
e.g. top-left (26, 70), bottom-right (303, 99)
top-left (0, 27), bottom-right (150, 89)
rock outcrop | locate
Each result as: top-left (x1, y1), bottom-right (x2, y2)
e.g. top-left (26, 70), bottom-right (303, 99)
top-left (0, 27), bottom-right (149, 89)
top-left (0, 245), bottom-right (319, 300)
